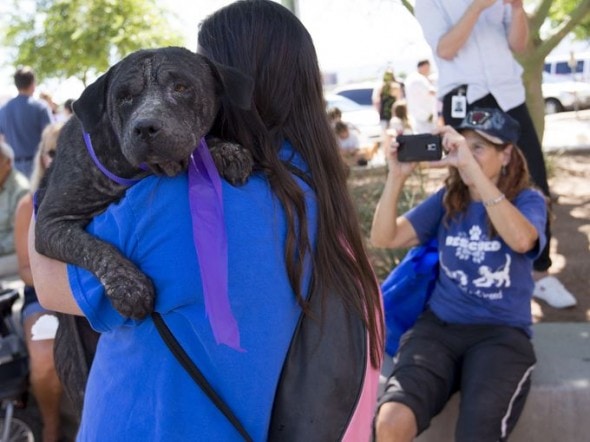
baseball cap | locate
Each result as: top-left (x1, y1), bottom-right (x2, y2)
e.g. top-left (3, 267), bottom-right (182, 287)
top-left (457, 108), bottom-right (521, 145)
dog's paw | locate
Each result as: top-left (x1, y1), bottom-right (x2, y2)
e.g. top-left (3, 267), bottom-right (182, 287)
top-left (103, 268), bottom-right (155, 320)
top-left (208, 137), bottom-right (253, 186)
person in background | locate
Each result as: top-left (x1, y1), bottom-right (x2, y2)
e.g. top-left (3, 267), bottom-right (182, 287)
top-left (414, 0), bottom-right (576, 308)
top-left (0, 141), bottom-right (29, 278)
top-left (372, 108), bottom-right (545, 441)
top-left (29, 1), bottom-right (383, 439)
top-left (389, 100), bottom-right (414, 136)
top-left (404, 59), bottom-right (438, 134)
top-left (334, 121), bottom-right (369, 167)
top-left (14, 123), bottom-right (64, 442)
top-left (39, 92), bottom-right (59, 117)
top-left (373, 69), bottom-right (403, 151)
top-left (327, 106), bottom-right (343, 127)
top-left (0, 67), bottom-right (53, 178)
top-left (57, 98), bottom-right (75, 123)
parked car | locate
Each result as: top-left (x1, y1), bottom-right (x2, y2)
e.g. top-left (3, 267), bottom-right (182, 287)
top-left (544, 51), bottom-right (590, 83)
top-left (325, 93), bottom-right (381, 140)
top-left (542, 72), bottom-right (590, 114)
top-left (329, 82), bottom-right (377, 109)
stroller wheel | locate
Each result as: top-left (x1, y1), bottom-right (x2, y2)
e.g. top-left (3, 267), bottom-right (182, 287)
top-left (0, 405), bottom-right (43, 442)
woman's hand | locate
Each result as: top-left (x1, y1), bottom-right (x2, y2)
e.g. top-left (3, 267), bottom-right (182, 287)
top-left (384, 130), bottom-right (417, 180)
top-left (430, 125), bottom-right (482, 183)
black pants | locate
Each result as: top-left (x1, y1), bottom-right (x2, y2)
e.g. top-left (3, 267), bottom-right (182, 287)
top-left (442, 89), bottom-right (551, 271)
top-left (379, 310), bottom-right (536, 441)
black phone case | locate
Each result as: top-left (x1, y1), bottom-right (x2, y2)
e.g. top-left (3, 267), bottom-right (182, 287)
top-left (397, 134), bottom-right (442, 162)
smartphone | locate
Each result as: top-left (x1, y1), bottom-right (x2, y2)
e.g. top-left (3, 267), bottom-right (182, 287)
top-left (396, 134), bottom-right (443, 162)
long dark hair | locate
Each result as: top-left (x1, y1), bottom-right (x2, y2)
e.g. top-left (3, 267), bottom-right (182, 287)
top-left (444, 134), bottom-right (533, 236)
top-left (198, 0), bottom-right (383, 367)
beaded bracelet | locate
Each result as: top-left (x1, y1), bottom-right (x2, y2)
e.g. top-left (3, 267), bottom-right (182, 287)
top-left (483, 193), bottom-right (506, 207)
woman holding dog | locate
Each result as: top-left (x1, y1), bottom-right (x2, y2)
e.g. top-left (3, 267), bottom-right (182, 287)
top-left (372, 108), bottom-right (546, 441)
top-left (30, 1), bottom-right (383, 440)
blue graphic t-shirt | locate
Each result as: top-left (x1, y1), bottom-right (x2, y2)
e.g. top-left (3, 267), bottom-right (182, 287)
top-left (405, 187), bottom-right (547, 335)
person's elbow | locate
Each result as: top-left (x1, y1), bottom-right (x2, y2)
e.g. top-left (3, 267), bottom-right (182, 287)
top-left (370, 229), bottom-right (392, 248)
top-left (436, 46), bottom-right (456, 61)
top-left (509, 39), bottom-right (527, 55)
top-left (511, 232), bottom-right (538, 254)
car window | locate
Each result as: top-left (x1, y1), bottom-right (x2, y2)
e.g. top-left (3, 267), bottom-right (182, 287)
top-left (555, 61), bottom-right (571, 75)
top-left (336, 89), bottom-right (373, 107)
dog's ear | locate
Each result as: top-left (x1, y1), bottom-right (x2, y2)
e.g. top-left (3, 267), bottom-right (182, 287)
top-left (72, 68), bottom-right (112, 132)
top-left (203, 58), bottom-right (254, 111)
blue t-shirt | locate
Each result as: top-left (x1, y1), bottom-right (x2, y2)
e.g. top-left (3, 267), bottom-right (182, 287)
top-left (67, 145), bottom-right (317, 440)
top-left (0, 94), bottom-right (53, 163)
top-left (405, 188), bottom-right (546, 334)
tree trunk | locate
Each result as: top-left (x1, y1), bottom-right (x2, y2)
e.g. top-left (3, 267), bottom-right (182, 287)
top-left (520, 57), bottom-right (546, 143)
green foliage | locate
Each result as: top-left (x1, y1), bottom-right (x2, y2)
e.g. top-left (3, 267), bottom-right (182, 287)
top-left (3, 0), bottom-right (184, 85)
top-left (546, 0), bottom-right (590, 40)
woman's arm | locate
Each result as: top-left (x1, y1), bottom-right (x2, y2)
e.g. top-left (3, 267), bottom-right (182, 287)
top-left (436, 0), bottom-right (495, 60)
top-left (370, 135), bottom-right (420, 249)
top-left (14, 194), bottom-right (34, 286)
top-left (468, 167), bottom-right (538, 253)
top-left (437, 127), bottom-right (539, 253)
top-left (28, 218), bottom-right (83, 315)
top-left (506, 0), bottom-right (528, 54)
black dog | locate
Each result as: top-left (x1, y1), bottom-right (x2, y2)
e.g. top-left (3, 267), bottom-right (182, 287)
top-left (35, 47), bottom-right (253, 318)
top-left (34, 47), bottom-right (253, 414)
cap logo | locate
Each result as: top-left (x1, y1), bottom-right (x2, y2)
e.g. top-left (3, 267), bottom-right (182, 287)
top-left (467, 110), bottom-right (491, 126)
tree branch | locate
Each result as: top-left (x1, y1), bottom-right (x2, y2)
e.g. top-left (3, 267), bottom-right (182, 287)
top-left (401, 0), bottom-right (413, 15)
top-left (529, 0), bottom-right (553, 34)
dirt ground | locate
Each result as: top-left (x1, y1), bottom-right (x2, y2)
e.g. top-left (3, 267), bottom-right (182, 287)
top-left (533, 150), bottom-right (590, 323)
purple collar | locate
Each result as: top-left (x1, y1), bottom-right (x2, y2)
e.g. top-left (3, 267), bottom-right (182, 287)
top-left (83, 132), bottom-right (144, 186)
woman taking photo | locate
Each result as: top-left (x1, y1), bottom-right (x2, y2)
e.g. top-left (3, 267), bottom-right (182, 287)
top-left (373, 108), bottom-right (546, 442)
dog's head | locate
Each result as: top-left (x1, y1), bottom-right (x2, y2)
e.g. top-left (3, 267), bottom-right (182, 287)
top-left (73, 47), bottom-right (253, 176)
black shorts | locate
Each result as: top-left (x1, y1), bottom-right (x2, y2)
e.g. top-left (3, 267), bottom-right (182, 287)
top-left (378, 310), bottom-right (536, 442)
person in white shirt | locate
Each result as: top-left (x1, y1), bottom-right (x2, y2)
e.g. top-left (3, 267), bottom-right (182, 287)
top-left (404, 60), bottom-right (437, 134)
top-left (414, 0), bottom-right (576, 308)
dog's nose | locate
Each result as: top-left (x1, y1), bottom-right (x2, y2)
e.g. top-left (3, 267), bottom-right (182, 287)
top-left (133, 119), bottom-right (163, 140)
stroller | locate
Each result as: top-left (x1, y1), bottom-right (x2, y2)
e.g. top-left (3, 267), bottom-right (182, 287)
top-left (0, 288), bottom-right (42, 441)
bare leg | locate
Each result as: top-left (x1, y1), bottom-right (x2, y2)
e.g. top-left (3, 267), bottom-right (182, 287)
top-left (375, 402), bottom-right (418, 442)
top-left (24, 312), bottom-right (63, 442)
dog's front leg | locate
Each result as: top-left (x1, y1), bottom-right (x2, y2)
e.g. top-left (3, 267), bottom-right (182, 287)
top-left (35, 219), bottom-right (155, 319)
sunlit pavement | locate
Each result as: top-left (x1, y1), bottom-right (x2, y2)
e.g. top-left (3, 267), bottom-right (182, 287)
top-left (543, 109), bottom-right (590, 152)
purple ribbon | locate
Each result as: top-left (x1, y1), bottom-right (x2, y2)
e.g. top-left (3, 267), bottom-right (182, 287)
top-left (189, 139), bottom-right (242, 350)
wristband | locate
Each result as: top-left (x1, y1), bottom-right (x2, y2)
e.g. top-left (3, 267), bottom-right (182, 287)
top-left (483, 193), bottom-right (506, 207)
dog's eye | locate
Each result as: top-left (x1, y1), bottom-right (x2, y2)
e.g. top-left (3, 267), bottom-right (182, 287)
top-left (174, 83), bottom-right (188, 93)
top-left (117, 93), bottom-right (133, 105)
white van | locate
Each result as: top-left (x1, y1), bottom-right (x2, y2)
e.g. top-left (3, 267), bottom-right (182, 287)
top-left (544, 52), bottom-right (590, 83)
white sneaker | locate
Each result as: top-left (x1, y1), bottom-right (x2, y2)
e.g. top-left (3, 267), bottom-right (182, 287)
top-left (533, 276), bottom-right (577, 308)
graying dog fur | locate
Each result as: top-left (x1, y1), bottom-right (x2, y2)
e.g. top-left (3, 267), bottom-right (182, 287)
top-left (34, 47), bottom-right (253, 414)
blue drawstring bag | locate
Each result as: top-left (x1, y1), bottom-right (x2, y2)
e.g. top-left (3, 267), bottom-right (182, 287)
top-left (381, 238), bottom-right (439, 356)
